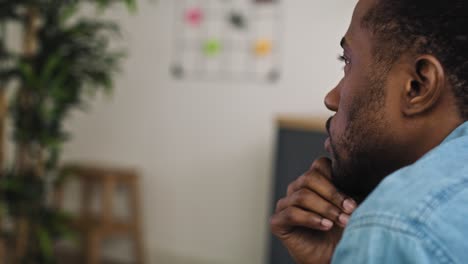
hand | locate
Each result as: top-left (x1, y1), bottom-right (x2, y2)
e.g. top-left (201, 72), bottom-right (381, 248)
top-left (270, 157), bottom-right (357, 264)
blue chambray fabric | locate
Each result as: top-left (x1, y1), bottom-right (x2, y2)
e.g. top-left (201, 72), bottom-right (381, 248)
top-left (332, 122), bottom-right (468, 264)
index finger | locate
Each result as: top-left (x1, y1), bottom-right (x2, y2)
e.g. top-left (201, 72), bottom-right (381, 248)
top-left (287, 162), bottom-right (356, 214)
top-left (286, 157), bottom-right (332, 196)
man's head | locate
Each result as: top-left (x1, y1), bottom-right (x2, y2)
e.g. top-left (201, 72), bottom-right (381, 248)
top-left (324, 0), bottom-right (466, 201)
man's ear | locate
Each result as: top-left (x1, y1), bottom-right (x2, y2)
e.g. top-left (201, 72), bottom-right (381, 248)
top-left (402, 55), bottom-right (445, 116)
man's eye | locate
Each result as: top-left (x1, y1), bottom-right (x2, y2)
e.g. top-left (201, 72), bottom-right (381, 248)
top-left (338, 54), bottom-right (350, 65)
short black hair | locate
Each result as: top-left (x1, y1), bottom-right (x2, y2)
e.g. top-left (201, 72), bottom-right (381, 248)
top-left (362, 0), bottom-right (468, 119)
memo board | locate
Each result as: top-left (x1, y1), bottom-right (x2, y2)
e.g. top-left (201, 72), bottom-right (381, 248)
top-left (171, 0), bottom-right (282, 83)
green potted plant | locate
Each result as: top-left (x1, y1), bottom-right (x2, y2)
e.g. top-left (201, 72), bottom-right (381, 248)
top-left (0, 0), bottom-right (136, 263)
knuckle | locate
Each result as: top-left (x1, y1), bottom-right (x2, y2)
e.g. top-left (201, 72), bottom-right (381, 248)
top-left (269, 215), bottom-right (278, 227)
top-left (296, 175), bottom-right (306, 186)
top-left (310, 157), bottom-right (326, 170)
top-left (275, 198), bottom-right (285, 210)
top-left (310, 157), bottom-right (332, 177)
top-left (330, 191), bottom-right (344, 206)
top-left (283, 208), bottom-right (297, 222)
top-left (317, 156), bottom-right (329, 162)
top-left (294, 189), bottom-right (309, 204)
top-left (309, 215), bottom-right (321, 226)
top-left (310, 169), bottom-right (321, 179)
top-left (298, 174), bottom-right (312, 188)
top-left (325, 204), bottom-right (340, 219)
top-left (302, 172), bottom-right (321, 190)
top-left (275, 198), bottom-right (283, 207)
top-left (310, 159), bottom-right (320, 170)
top-left (297, 173), bottom-right (324, 195)
top-left (269, 216), bottom-right (281, 233)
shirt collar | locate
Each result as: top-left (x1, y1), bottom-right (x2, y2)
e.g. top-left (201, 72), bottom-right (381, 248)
top-left (441, 121), bottom-right (468, 144)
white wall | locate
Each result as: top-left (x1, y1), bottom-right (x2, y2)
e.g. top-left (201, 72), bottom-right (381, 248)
top-left (62, 1), bottom-right (357, 263)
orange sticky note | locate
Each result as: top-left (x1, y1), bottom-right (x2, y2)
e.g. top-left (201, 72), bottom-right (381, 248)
top-left (254, 39), bottom-right (272, 56)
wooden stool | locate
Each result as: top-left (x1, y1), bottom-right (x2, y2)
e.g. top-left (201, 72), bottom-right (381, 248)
top-left (0, 238), bottom-right (5, 264)
top-left (55, 164), bottom-right (145, 264)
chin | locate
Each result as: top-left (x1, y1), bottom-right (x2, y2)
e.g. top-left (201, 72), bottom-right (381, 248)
top-left (329, 152), bottom-right (374, 202)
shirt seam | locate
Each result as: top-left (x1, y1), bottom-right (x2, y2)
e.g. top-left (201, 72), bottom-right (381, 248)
top-left (346, 214), bottom-right (455, 264)
top-left (414, 178), bottom-right (468, 222)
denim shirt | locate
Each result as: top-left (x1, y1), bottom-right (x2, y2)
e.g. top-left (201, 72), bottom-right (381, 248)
top-left (332, 122), bottom-right (468, 264)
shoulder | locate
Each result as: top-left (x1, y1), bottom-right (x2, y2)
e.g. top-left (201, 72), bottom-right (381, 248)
top-left (354, 133), bottom-right (468, 217)
top-left (339, 136), bottom-right (468, 263)
top-left (332, 218), bottom-right (447, 264)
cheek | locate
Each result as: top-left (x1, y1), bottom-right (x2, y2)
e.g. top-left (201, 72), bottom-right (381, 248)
top-left (330, 77), bottom-right (370, 159)
top-left (331, 82), bottom-right (355, 138)
top-left (331, 113), bottom-right (347, 141)
top-left (381, 78), bottom-right (402, 122)
top-left (330, 102), bottom-right (354, 162)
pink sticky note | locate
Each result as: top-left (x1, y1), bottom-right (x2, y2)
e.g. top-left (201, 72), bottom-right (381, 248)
top-left (185, 8), bottom-right (203, 26)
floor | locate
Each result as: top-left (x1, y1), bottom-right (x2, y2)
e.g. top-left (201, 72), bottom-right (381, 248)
top-left (56, 249), bottom-right (128, 264)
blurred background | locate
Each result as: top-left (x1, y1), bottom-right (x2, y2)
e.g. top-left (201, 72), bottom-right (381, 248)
top-left (0, 0), bottom-right (356, 263)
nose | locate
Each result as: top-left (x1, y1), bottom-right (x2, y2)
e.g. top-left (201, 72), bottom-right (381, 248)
top-left (324, 80), bottom-right (341, 112)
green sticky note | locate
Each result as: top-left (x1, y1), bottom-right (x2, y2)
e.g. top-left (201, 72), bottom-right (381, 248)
top-left (203, 39), bottom-right (222, 56)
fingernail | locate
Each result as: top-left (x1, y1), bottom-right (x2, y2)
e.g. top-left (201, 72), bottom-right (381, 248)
top-left (343, 199), bottom-right (357, 213)
top-left (321, 218), bottom-right (334, 228)
top-left (339, 214), bottom-right (350, 226)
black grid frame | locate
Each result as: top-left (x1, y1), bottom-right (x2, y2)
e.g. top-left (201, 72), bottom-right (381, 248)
top-left (171, 0), bottom-right (283, 83)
